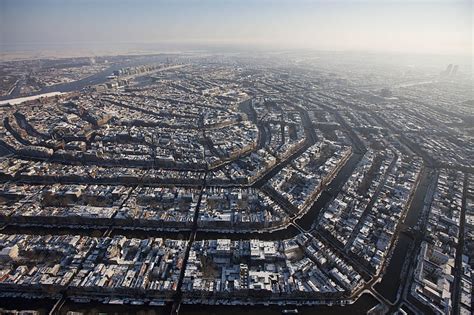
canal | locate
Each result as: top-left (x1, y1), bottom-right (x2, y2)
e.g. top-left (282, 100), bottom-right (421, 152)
top-left (55, 293), bottom-right (378, 315)
top-left (373, 167), bottom-right (434, 303)
top-left (295, 152), bottom-right (363, 231)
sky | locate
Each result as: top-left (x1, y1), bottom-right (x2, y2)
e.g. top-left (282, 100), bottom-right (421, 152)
top-left (0, 0), bottom-right (472, 56)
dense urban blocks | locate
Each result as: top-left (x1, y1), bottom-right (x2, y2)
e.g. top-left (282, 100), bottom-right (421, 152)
top-left (0, 54), bottom-right (472, 314)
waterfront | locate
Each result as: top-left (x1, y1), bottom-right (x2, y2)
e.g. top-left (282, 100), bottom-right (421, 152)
top-left (9, 293), bottom-right (377, 315)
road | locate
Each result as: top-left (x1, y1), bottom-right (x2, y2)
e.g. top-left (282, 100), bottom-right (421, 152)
top-left (171, 172), bottom-right (208, 315)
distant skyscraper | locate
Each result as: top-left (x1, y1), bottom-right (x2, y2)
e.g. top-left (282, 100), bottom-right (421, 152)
top-left (451, 65), bottom-right (459, 75)
top-left (443, 64), bottom-right (453, 76)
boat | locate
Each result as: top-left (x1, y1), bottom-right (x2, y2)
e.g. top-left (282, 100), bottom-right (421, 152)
top-left (109, 298), bottom-right (124, 305)
top-left (282, 309), bottom-right (299, 314)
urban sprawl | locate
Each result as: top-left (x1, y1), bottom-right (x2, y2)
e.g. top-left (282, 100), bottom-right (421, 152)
top-left (0, 53), bottom-right (472, 315)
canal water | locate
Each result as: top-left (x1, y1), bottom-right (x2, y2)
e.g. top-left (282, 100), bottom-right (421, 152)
top-left (373, 168), bottom-right (432, 303)
top-left (295, 153), bottom-right (363, 231)
top-left (373, 233), bottom-right (412, 303)
top-left (0, 297), bottom-right (56, 315)
top-left (53, 293), bottom-right (377, 315)
top-left (179, 293), bottom-right (378, 315)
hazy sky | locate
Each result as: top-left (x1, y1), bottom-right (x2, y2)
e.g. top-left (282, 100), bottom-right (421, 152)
top-left (0, 0), bottom-right (472, 55)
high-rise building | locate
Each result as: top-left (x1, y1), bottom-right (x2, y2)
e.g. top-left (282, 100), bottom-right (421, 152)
top-left (443, 64), bottom-right (453, 76)
top-left (451, 65), bottom-right (459, 75)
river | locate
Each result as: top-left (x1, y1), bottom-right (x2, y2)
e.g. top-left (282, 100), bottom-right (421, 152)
top-left (0, 55), bottom-right (171, 101)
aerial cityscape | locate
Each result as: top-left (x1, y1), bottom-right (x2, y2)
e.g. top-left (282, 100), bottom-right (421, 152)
top-left (0, 1), bottom-right (472, 315)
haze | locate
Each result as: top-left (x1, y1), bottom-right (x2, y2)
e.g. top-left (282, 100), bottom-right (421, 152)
top-left (0, 0), bottom-right (472, 55)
